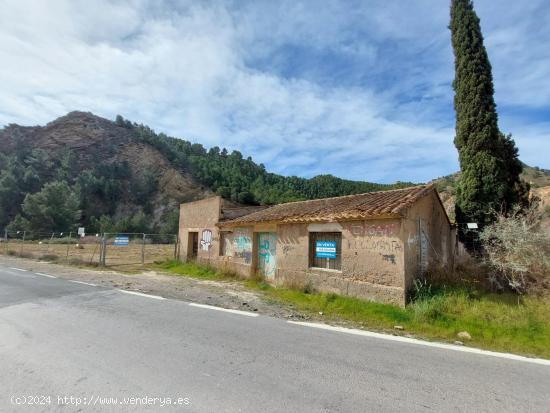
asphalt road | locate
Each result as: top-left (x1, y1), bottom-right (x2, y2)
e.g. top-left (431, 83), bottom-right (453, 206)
top-left (1, 264), bottom-right (549, 413)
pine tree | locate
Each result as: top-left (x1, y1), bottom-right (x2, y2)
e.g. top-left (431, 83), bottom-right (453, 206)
top-left (450, 0), bottom-right (526, 241)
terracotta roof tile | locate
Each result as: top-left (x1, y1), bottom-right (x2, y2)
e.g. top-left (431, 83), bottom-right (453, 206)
top-left (220, 184), bottom-right (434, 226)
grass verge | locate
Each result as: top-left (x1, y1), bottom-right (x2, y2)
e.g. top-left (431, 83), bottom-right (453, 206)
top-left (156, 260), bottom-right (231, 280)
top-left (159, 260), bottom-right (550, 358)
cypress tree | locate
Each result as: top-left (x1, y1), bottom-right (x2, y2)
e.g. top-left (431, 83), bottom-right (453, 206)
top-left (449, 0), bottom-right (526, 243)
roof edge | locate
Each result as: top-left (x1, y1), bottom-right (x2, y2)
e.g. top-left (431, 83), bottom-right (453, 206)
top-left (218, 213), bottom-right (403, 227)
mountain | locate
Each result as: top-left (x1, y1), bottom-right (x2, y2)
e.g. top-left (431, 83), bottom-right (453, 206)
top-left (0, 111), bottom-right (414, 234)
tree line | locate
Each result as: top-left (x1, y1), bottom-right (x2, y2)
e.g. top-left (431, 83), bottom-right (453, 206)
top-left (118, 115), bottom-right (413, 205)
top-left (0, 148), bottom-right (170, 235)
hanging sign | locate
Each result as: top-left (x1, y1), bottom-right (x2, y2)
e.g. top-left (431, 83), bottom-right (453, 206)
top-left (113, 235), bottom-right (129, 246)
top-left (315, 241), bottom-right (337, 259)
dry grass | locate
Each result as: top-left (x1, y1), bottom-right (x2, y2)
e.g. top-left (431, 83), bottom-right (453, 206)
top-left (0, 240), bottom-right (176, 268)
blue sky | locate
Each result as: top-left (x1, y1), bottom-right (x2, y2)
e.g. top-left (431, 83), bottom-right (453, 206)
top-left (0, 0), bottom-right (548, 183)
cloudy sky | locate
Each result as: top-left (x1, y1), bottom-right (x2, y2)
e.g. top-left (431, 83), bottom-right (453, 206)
top-left (1, 0), bottom-right (548, 183)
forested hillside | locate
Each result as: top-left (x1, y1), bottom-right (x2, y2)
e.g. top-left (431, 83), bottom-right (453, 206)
top-left (0, 112), bottom-right (413, 234)
top-left (119, 115), bottom-right (413, 205)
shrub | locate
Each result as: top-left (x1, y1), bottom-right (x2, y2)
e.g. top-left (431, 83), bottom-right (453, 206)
top-left (480, 204), bottom-right (550, 293)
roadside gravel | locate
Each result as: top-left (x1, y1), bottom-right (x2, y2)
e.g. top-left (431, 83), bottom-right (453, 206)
top-left (0, 255), bottom-right (307, 320)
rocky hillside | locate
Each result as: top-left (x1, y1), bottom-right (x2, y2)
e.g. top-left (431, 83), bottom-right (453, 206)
top-left (0, 111), bottom-right (412, 233)
top-left (0, 112), bottom-right (212, 232)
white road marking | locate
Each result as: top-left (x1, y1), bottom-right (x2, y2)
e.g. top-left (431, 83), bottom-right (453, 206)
top-left (9, 267), bottom-right (27, 272)
top-left (288, 321), bottom-right (550, 366)
top-left (69, 280), bottom-right (97, 287)
top-left (35, 272), bottom-right (57, 279)
top-left (117, 289), bottom-right (165, 300)
top-left (188, 302), bottom-right (259, 317)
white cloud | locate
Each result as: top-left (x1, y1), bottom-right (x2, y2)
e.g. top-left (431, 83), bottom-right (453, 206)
top-left (0, 0), bottom-right (548, 184)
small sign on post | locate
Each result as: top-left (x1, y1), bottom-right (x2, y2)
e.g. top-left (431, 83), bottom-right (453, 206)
top-left (113, 235), bottom-right (129, 246)
top-left (315, 241), bottom-right (337, 259)
top-left (78, 227), bottom-right (85, 237)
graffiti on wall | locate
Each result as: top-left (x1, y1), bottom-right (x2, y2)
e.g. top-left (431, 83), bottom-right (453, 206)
top-left (382, 254), bottom-right (396, 264)
top-left (258, 232), bottom-right (277, 279)
top-left (233, 228), bottom-right (252, 264)
top-left (348, 223), bottom-right (398, 238)
top-left (407, 233), bottom-right (418, 248)
top-left (282, 244), bottom-right (294, 256)
top-left (347, 239), bottom-right (402, 253)
top-left (200, 229), bottom-right (212, 251)
top-left (235, 251), bottom-right (252, 264)
top-left (419, 229), bottom-right (428, 275)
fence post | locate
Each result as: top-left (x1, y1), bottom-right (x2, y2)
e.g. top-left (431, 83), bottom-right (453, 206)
top-left (141, 233), bottom-right (146, 265)
top-left (101, 234), bottom-right (107, 266)
top-left (174, 235), bottom-right (179, 260)
top-left (98, 234), bottom-right (104, 266)
top-left (3, 229), bottom-right (7, 255)
top-left (20, 231), bottom-right (26, 257)
top-left (49, 232), bottom-right (54, 254)
top-left (66, 232), bottom-right (72, 262)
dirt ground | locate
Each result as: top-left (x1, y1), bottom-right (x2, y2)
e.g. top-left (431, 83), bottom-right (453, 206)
top-left (0, 255), bottom-right (306, 320)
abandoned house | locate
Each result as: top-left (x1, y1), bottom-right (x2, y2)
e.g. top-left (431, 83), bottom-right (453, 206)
top-left (178, 184), bottom-right (455, 306)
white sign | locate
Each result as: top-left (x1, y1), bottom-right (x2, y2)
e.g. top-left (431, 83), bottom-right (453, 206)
top-left (466, 223), bottom-right (478, 229)
top-left (78, 227), bottom-right (85, 237)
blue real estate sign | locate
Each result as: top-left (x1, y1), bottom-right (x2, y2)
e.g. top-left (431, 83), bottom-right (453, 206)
top-left (315, 241), bottom-right (337, 259)
top-left (113, 235), bottom-right (129, 246)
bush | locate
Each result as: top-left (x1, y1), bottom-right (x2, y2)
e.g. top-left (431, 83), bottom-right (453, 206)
top-left (480, 204), bottom-right (550, 293)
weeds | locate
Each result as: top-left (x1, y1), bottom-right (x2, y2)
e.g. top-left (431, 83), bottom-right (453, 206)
top-left (157, 260), bottom-right (225, 280)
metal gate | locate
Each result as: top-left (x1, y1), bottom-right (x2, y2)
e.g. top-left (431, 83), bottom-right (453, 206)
top-left (99, 233), bottom-right (178, 267)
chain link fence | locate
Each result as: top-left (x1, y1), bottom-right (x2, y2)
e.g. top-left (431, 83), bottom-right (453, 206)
top-left (1, 230), bottom-right (178, 268)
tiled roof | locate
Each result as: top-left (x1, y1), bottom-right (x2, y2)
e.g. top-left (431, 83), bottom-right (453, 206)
top-left (219, 184), bottom-right (434, 226)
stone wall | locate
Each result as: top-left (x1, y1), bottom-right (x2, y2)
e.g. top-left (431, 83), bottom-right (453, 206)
top-left (275, 220), bottom-right (406, 306)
